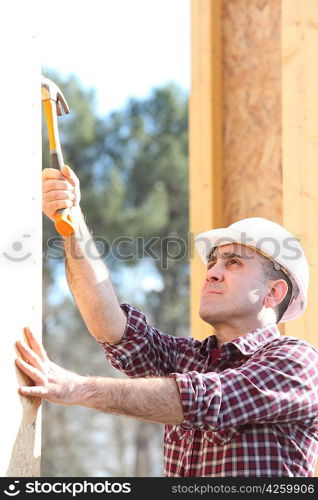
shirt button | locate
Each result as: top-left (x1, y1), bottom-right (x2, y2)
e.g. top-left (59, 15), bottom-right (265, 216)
top-left (188, 436), bottom-right (193, 443)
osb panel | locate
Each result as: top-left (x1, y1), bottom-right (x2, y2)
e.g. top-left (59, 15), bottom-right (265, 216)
top-left (222, 0), bottom-right (282, 226)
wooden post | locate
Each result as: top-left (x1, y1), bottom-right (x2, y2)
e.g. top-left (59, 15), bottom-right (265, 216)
top-left (190, 0), bottom-right (222, 340)
top-left (282, 0), bottom-right (318, 346)
top-left (282, 0), bottom-right (318, 474)
top-left (0, 3), bottom-right (42, 476)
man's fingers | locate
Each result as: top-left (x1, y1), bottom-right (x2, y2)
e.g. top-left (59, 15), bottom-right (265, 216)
top-left (43, 179), bottom-right (74, 194)
top-left (16, 340), bottom-right (44, 369)
top-left (43, 190), bottom-right (75, 202)
top-left (16, 357), bottom-right (46, 385)
top-left (42, 168), bottom-right (66, 182)
top-left (24, 327), bottom-right (48, 361)
top-left (42, 200), bottom-right (74, 215)
top-left (22, 327), bottom-right (48, 362)
top-left (43, 166), bottom-right (79, 185)
top-left (61, 165), bottom-right (78, 186)
top-left (19, 385), bottom-right (47, 398)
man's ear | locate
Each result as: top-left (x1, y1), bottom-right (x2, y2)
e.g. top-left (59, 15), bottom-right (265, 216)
top-left (264, 280), bottom-right (288, 309)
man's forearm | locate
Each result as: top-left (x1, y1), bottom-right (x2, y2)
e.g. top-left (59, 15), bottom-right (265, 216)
top-left (63, 207), bottom-right (127, 343)
top-left (16, 329), bottom-right (184, 424)
top-left (76, 375), bottom-right (184, 425)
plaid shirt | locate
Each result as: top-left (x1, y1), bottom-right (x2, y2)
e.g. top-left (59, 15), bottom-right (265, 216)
top-left (99, 304), bottom-right (318, 477)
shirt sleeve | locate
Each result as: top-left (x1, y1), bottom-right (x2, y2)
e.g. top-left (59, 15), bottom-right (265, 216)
top-left (169, 339), bottom-right (318, 431)
top-left (98, 303), bottom-right (184, 377)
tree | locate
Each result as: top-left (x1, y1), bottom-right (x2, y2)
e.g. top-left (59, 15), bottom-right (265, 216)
top-left (42, 71), bottom-right (189, 476)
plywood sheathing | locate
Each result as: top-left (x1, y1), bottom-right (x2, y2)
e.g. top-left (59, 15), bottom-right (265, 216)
top-left (222, 0), bottom-right (282, 225)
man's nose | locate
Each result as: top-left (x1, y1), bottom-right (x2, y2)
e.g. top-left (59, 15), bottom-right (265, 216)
top-left (205, 262), bottom-right (224, 282)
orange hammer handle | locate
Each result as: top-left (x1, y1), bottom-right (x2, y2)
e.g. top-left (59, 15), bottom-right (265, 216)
top-left (43, 99), bottom-right (75, 237)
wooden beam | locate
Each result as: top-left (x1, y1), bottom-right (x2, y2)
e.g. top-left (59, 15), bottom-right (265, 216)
top-left (282, 1), bottom-right (318, 476)
top-left (190, 0), bottom-right (222, 340)
top-left (282, 2), bottom-right (318, 346)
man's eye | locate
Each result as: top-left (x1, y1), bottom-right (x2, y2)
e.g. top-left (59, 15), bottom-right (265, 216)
top-left (228, 259), bottom-right (240, 266)
top-left (207, 258), bottom-right (241, 270)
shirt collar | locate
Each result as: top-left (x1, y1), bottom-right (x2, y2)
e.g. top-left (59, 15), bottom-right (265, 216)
top-left (200, 323), bottom-right (280, 359)
top-left (224, 323), bottom-right (281, 357)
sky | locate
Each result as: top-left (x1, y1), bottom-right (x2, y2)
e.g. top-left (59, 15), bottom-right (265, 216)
top-left (38, 0), bottom-right (191, 116)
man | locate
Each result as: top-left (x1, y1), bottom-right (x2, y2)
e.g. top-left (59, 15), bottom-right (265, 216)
top-left (16, 165), bottom-right (318, 477)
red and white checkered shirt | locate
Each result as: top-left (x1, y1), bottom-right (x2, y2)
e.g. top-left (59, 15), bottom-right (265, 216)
top-left (99, 304), bottom-right (318, 477)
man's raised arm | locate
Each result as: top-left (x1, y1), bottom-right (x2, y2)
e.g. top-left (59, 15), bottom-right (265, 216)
top-left (42, 165), bottom-right (127, 344)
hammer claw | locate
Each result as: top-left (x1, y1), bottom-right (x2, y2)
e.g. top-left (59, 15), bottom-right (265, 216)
top-left (41, 76), bottom-right (70, 115)
top-left (56, 92), bottom-right (70, 116)
top-left (56, 100), bottom-right (63, 117)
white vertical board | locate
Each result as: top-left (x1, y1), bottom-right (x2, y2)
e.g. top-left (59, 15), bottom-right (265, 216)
top-left (0, 1), bottom-right (41, 476)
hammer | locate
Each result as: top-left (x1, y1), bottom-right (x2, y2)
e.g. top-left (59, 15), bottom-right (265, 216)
top-left (41, 76), bottom-right (75, 237)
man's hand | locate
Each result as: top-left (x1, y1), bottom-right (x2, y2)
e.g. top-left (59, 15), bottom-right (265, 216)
top-left (16, 329), bottom-right (184, 425)
top-left (16, 327), bottom-right (85, 406)
top-left (42, 165), bottom-right (81, 221)
top-left (43, 163), bottom-right (127, 344)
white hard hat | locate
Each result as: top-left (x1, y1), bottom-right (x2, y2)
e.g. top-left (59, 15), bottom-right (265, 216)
top-left (194, 217), bottom-right (309, 322)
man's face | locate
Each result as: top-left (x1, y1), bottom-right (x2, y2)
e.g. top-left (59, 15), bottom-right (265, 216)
top-left (199, 243), bottom-right (268, 326)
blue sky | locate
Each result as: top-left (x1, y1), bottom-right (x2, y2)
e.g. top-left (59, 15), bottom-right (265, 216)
top-left (40, 0), bottom-right (191, 302)
top-left (39, 0), bottom-right (191, 116)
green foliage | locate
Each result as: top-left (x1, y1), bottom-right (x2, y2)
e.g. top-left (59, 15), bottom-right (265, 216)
top-left (43, 71), bottom-right (189, 334)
